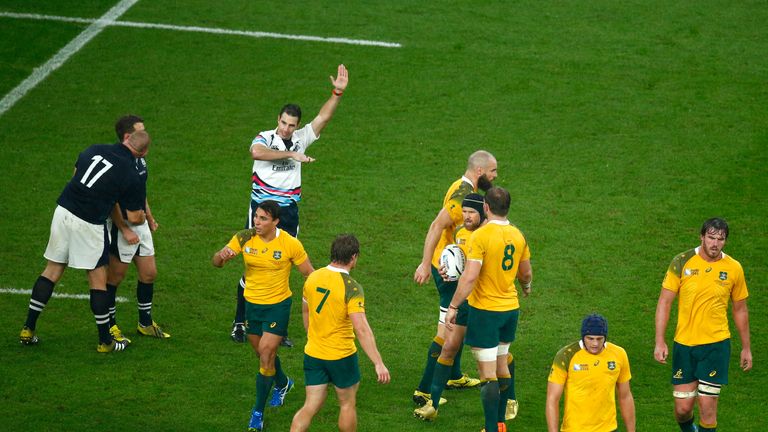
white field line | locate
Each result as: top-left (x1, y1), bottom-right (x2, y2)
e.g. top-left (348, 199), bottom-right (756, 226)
top-left (0, 11), bottom-right (403, 48)
top-left (0, 288), bottom-right (129, 303)
top-left (0, 0), bottom-right (139, 117)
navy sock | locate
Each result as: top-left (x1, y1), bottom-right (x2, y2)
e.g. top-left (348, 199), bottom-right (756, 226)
top-left (106, 283), bottom-right (118, 327)
top-left (90, 289), bottom-right (112, 344)
top-left (137, 281), bottom-right (154, 326)
top-left (24, 276), bottom-right (55, 330)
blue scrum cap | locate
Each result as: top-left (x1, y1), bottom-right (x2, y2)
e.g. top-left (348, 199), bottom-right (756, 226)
top-left (581, 313), bottom-right (608, 338)
top-left (462, 193), bottom-right (486, 221)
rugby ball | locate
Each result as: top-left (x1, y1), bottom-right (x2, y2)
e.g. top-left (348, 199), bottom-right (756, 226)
top-left (439, 244), bottom-right (466, 282)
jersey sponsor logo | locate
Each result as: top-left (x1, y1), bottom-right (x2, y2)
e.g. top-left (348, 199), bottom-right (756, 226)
top-left (684, 268), bottom-right (699, 276)
top-left (673, 369), bottom-right (683, 379)
top-left (719, 271), bottom-right (728, 281)
top-left (273, 251), bottom-right (282, 260)
top-left (573, 363), bottom-right (589, 371)
top-left (709, 370), bottom-right (717, 377)
top-left (608, 361), bottom-right (616, 370)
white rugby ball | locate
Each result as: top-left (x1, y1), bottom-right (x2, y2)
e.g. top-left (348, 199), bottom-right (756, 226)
top-left (439, 244), bottom-right (466, 282)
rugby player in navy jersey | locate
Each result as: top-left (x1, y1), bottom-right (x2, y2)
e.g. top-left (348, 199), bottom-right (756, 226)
top-left (19, 127), bottom-right (149, 353)
top-left (104, 115), bottom-right (170, 344)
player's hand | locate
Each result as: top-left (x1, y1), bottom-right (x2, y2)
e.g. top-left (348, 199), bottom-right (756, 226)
top-left (292, 152), bottom-right (315, 163)
top-left (438, 264), bottom-right (451, 282)
top-left (444, 308), bottom-right (457, 331)
top-left (123, 228), bottom-right (139, 245)
top-left (218, 247), bottom-right (236, 263)
top-left (330, 64), bottom-right (349, 92)
top-left (414, 263), bottom-right (431, 285)
top-left (148, 218), bottom-right (159, 232)
top-left (741, 348), bottom-right (753, 371)
top-left (521, 281), bottom-right (532, 297)
top-left (654, 341), bottom-right (668, 364)
top-left (375, 363), bottom-right (391, 384)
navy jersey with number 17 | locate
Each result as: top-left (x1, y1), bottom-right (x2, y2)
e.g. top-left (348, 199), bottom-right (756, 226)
top-left (57, 143), bottom-right (144, 225)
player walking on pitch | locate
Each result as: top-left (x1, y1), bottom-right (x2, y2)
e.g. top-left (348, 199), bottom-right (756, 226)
top-left (213, 200), bottom-right (314, 432)
top-left (444, 187), bottom-right (532, 432)
top-left (290, 234), bottom-right (390, 432)
top-left (654, 218), bottom-right (752, 432)
top-left (546, 314), bottom-right (636, 432)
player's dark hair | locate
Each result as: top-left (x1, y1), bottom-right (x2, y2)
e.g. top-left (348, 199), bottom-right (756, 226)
top-left (115, 114), bottom-right (144, 142)
top-left (700, 217), bottom-right (729, 239)
top-left (279, 104), bottom-right (302, 122)
top-left (330, 234), bottom-right (359, 265)
top-left (484, 187), bottom-right (510, 217)
top-left (256, 200), bottom-right (281, 221)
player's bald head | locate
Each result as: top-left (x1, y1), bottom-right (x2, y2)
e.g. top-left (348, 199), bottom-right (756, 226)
top-left (467, 150), bottom-right (496, 170)
top-left (128, 130), bottom-right (150, 155)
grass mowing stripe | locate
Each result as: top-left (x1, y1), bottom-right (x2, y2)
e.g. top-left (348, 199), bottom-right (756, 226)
top-left (0, 0), bottom-right (139, 118)
top-left (0, 11), bottom-right (403, 48)
top-left (0, 287), bottom-right (129, 303)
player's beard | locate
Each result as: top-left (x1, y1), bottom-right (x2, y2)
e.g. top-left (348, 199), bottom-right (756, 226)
top-left (477, 174), bottom-right (492, 192)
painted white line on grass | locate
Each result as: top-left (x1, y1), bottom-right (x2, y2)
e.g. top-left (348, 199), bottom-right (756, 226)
top-left (0, 0), bottom-right (139, 117)
top-left (0, 288), bottom-right (129, 303)
top-left (0, 11), bottom-right (403, 48)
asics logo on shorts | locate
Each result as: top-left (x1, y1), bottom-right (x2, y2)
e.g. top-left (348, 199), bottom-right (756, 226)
top-left (709, 370), bottom-right (717, 377)
top-left (270, 322), bottom-right (277, 328)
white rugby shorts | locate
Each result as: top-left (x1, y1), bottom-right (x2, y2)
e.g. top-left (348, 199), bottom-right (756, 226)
top-left (108, 219), bottom-right (155, 263)
top-left (44, 205), bottom-right (108, 270)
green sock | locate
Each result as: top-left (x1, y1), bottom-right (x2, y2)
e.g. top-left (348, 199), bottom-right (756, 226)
top-left (449, 343), bottom-right (464, 380)
top-left (417, 338), bottom-right (443, 392)
top-left (254, 371), bottom-right (275, 412)
top-left (497, 376), bottom-right (511, 422)
top-left (480, 380), bottom-right (500, 432)
top-left (430, 359), bottom-right (452, 406)
top-left (678, 417), bottom-right (696, 432)
top-left (274, 355), bottom-right (288, 388)
top-left (508, 358), bottom-right (516, 399)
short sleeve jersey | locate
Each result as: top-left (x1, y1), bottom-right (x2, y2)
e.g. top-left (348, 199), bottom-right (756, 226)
top-left (249, 124), bottom-right (319, 206)
top-left (466, 220), bottom-right (530, 311)
top-left (662, 247), bottom-right (748, 346)
top-left (548, 341), bottom-right (632, 432)
top-left (431, 176), bottom-right (475, 268)
top-left (454, 224), bottom-right (472, 256)
top-left (303, 265), bottom-right (366, 360)
top-left (57, 143), bottom-right (144, 225)
top-left (226, 229), bottom-right (308, 305)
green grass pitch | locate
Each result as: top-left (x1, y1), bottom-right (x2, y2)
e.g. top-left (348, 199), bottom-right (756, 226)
top-left (0, 1), bottom-right (766, 430)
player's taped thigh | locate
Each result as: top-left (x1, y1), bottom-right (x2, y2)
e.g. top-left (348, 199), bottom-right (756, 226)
top-left (698, 380), bottom-right (722, 397)
top-left (472, 347), bottom-right (498, 362)
top-left (439, 306), bottom-right (447, 325)
top-left (673, 390), bottom-right (698, 399)
top-left (497, 343), bottom-right (510, 357)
